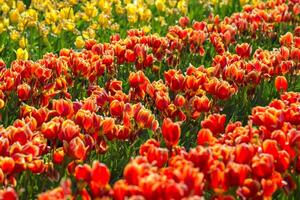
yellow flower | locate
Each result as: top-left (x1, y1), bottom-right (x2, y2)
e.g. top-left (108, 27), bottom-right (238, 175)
top-left (51, 24), bottom-right (61, 35)
top-left (142, 25), bottom-right (151, 33)
top-left (102, 2), bottom-right (112, 15)
top-left (115, 4), bottom-right (125, 15)
top-left (69, 0), bottom-right (79, 5)
top-left (111, 23), bottom-right (120, 31)
top-left (128, 14), bottom-right (138, 24)
top-left (139, 8), bottom-right (152, 22)
top-left (9, 9), bottom-right (20, 24)
top-left (240, 0), bottom-right (249, 5)
top-left (10, 30), bottom-right (20, 41)
top-left (19, 37), bottom-right (28, 49)
top-left (60, 7), bottom-right (75, 20)
top-left (155, 0), bottom-right (166, 12)
top-left (75, 36), bottom-right (85, 49)
top-left (83, 2), bottom-right (98, 19)
top-left (3, 18), bottom-right (9, 28)
top-left (157, 16), bottom-right (166, 26)
top-left (167, 0), bottom-right (176, 7)
top-left (98, 13), bottom-right (110, 28)
top-left (16, 48), bottom-right (29, 60)
top-left (1, 3), bottom-right (10, 14)
top-left (45, 10), bottom-right (58, 24)
top-left (177, 0), bottom-right (187, 15)
top-left (82, 27), bottom-right (96, 39)
top-left (126, 3), bottom-right (137, 15)
top-left (0, 23), bottom-right (4, 34)
top-left (145, 0), bottom-right (154, 5)
top-left (16, 1), bottom-right (26, 13)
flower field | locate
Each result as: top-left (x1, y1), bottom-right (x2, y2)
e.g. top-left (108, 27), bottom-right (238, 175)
top-left (0, 0), bottom-right (300, 199)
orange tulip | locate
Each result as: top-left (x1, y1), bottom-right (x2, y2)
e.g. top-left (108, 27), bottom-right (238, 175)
top-left (197, 128), bottom-right (216, 146)
top-left (41, 120), bottom-right (61, 140)
top-left (109, 100), bottom-right (124, 117)
top-left (68, 136), bottom-right (87, 160)
top-left (59, 120), bottom-right (80, 142)
top-left (52, 99), bottom-right (74, 118)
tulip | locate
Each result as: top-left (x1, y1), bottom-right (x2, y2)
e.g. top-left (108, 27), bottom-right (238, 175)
top-left (17, 83), bottom-right (31, 101)
top-left (197, 128), bottom-right (215, 146)
top-left (162, 118), bottom-right (181, 147)
top-left (53, 147), bottom-right (65, 164)
top-left (201, 114), bottom-right (226, 136)
top-left (275, 76), bottom-right (288, 92)
top-left (236, 43), bottom-right (252, 58)
top-left (74, 164), bottom-right (91, 182)
top-left (68, 137), bottom-right (87, 160)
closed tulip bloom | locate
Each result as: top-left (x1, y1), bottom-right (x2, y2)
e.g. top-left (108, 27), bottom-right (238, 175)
top-left (275, 76), bottom-right (288, 92)
top-left (162, 118), bottom-right (181, 147)
top-left (17, 83), bottom-right (31, 101)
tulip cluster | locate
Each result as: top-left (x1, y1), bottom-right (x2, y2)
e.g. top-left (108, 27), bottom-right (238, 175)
top-left (5, 91), bottom-right (296, 200)
top-left (111, 92), bottom-right (300, 199)
top-left (0, 0), bottom-right (299, 199)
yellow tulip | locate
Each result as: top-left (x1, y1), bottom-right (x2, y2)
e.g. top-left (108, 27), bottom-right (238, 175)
top-left (177, 0), bottom-right (188, 15)
top-left (17, 1), bottom-right (26, 13)
top-left (115, 4), bottom-right (125, 15)
top-left (168, 0), bottom-right (177, 7)
top-left (126, 3), bottom-right (137, 15)
top-left (16, 48), bottom-right (29, 60)
top-left (1, 3), bottom-right (10, 14)
top-left (0, 23), bottom-right (4, 33)
top-left (10, 30), bottom-right (20, 41)
top-left (128, 14), bottom-right (138, 24)
top-left (111, 23), bottom-right (120, 31)
top-left (19, 37), bottom-right (28, 49)
top-left (155, 0), bottom-right (166, 12)
top-left (83, 3), bottom-right (98, 18)
top-left (98, 13), bottom-right (110, 28)
top-left (75, 36), bottom-right (85, 49)
top-left (142, 25), bottom-right (151, 33)
top-left (9, 9), bottom-right (20, 24)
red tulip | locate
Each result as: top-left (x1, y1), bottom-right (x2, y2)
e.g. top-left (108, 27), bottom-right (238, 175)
top-left (179, 16), bottom-right (190, 27)
top-left (109, 100), bottom-right (124, 117)
top-left (0, 187), bottom-right (18, 200)
top-left (236, 43), bottom-right (252, 58)
top-left (53, 147), bottom-right (65, 164)
top-left (162, 118), bottom-right (181, 147)
top-left (17, 83), bottom-right (31, 101)
top-left (201, 114), bottom-right (226, 136)
top-left (74, 164), bottom-right (91, 182)
top-left (275, 76), bottom-right (288, 92)
top-left (252, 154), bottom-right (274, 178)
top-left (91, 161), bottom-right (110, 185)
top-left (0, 157), bottom-right (15, 174)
